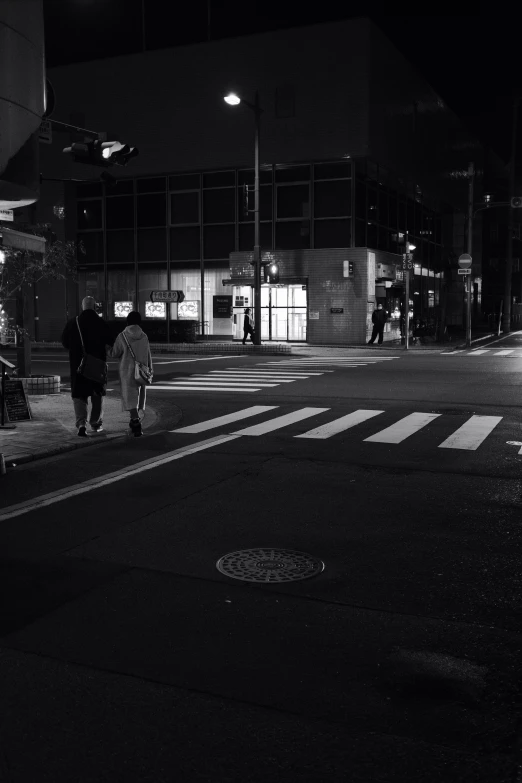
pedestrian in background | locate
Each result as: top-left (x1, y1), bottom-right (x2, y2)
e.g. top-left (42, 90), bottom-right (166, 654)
top-left (368, 303), bottom-right (387, 345)
top-left (61, 296), bottom-right (113, 437)
top-left (109, 311), bottom-right (153, 437)
top-left (242, 307), bottom-right (255, 344)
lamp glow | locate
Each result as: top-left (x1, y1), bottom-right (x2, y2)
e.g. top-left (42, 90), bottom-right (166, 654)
top-left (224, 93), bottom-right (241, 106)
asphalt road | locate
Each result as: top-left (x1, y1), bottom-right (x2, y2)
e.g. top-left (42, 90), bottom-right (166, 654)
top-left (1, 335), bottom-right (522, 782)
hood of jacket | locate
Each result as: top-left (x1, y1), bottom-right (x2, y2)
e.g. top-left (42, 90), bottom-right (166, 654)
top-left (124, 325), bottom-right (146, 342)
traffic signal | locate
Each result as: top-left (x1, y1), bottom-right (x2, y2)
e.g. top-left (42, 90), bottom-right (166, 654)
top-left (242, 184), bottom-right (250, 218)
top-left (511, 196), bottom-right (522, 208)
top-left (265, 262), bottom-right (279, 283)
top-left (63, 139), bottom-right (139, 168)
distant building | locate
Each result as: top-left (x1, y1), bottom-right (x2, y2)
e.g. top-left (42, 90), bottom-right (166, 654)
top-left (33, 17), bottom-right (508, 344)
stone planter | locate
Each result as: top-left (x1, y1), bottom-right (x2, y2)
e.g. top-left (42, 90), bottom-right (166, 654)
top-left (20, 375), bottom-right (61, 395)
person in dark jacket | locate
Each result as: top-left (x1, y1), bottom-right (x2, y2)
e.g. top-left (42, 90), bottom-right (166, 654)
top-left (242, 308), bottom-right (255, 344)
top-left (61, 297), bottom-right (114, 436)
top-left (368, 303), bottom-right (387, 345)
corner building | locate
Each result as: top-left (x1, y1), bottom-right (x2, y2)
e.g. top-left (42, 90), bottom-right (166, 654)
top-left (38, 17), bottom-right (495, 344)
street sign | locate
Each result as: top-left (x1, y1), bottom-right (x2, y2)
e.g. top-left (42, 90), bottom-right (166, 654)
top-left (458, 269), bottom-right (472, 275)
top-left (0, 209), bottom-right (14, 222)
top-left (150, 290), bottom-right (185, 303)
top-left (458, 253), bottom-right (472, 269)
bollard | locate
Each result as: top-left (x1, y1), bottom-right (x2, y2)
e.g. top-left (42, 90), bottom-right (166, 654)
top-left (0, 453), bottom-right (6, 476)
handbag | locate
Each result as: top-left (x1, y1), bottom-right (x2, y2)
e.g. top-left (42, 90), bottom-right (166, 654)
top-left (76, 317), bottom-right (108, 385)
top-left (122, 331), bottom-right (153, 386)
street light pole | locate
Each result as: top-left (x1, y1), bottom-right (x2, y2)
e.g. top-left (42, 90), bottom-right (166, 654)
top-left (253, 91), bottom-right (261, 346)
top-left (503, 95), bottom-right (519, 336)
top-left (466, 162), bottom-right (474, 348)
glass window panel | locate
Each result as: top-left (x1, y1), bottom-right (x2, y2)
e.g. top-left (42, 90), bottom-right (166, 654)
top-left (367, 188), bottom-right (378, 221)
top-left (407, 198), bottom-right (415, 232)
top-left (367, 222), bottom-right (378, 249)
top-left (288, 308), bottom-right (307, 341)
top-left (106, 179), bottom-right (134, 195)
top-left (169, 173), bottom-right (200, 190)
top-left (399, 199), bottom-right (407, 232)
top-left (170, 226), bottom-right (200, 260)
top-left (170, 192), bottom-right (199, 224)
top-left (137, 177), bottom-right (166, 193)
top-left (238, 168), bottom-right (272, 186)
top-left (138, 267), bottom-right (168, 320)
top-left (314, 180), bottom-right (351, 218)
top-left (137, 193), bottom-right (166, 227)
top-left (107, 230), bottom-right (134, 264)
top-left (313, 161), bottom-right (351, 180)
top-left (277, 184), bottom-right (309, 219)
top-left (354, 219), bottom-right (366, 246)
top-left (271, 287), bottom-right (287, 306)
top-left (106, 196), bottom-right (134, 229)
top-left (275, 165), bottom-right (310, 183)
top-left (107, 267), bottom-right (136, 319)
top-left (389, 193), bottom-right (398, 229)
top-left (77, 232), bottom-right (103, 263)
top-left (138, 229), bottom-right (167, 262)
top-left (203, 224), bottom-right (235, 259)
top-left (275, 221), bottom-right (310, 250)
top-left (378, 187), bottom-right (389, 225)
top-left (203, 171), bottom-right (235, 188)
top-left (355, 180), bottom-right (366, 219)
top-left (78, 269), bottom-right (104, 307)
top-left (238, 222), bottom-right (272, 251)
top-left (238, 185), bottom-right (272, 222)
top-left (77, 200), bottom-right (102, 230)
top-left (203, 188), bottom-right (235, 223)
top-left (76, 183), bottom-right (102, 198)
top-left (170, 268), bottom-right (230, 336)
top-left (289, 285), bottom-right (307, 306)
top-left (314, 219), bottom-right (351, 248)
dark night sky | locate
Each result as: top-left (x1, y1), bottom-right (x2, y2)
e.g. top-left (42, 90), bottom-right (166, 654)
top-left (43, 0), bottom-right (519, 164)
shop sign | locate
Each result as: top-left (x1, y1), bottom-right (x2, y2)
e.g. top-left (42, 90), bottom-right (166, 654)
top-left (150, 290), bottom-right (185, 303)
top-left (309, 311), bottom-right (319, 320)
top-left (213, 295), bottom-right (232, 318)
top-left (330, 308), bottom-right (344, 313)
top-left (1, 379), bottom-right (31, 422)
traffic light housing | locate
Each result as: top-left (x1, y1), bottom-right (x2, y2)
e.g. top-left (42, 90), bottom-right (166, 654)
top-left (63, 139), bottom-right (139, 168)
top-left (242, 184), bottom-right (250, 218)
top-left (511, 196), bottom-right (522, 208)
top-left (265, 262), bottom-right (280, 283)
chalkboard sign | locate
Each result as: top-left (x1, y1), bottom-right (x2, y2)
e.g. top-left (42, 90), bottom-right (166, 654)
top-left (213, 295), bottom-right (232, 318)
top-left (1, 379), bottom-right (32, 422)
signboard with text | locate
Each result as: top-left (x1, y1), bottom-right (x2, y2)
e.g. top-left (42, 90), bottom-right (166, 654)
top-left (150, 290), bottom-right (185, 303)
top-left (213, 295), bottom-right (232, 318)
top-left (0, 379), bottom-right (31, 422)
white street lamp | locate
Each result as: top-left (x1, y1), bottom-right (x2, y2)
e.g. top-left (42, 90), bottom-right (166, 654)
top-left (224, 93), bottom-right (241, 106)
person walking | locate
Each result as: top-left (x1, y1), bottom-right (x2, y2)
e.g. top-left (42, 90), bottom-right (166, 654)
top-left (242, 307), bottom-right (255, 344)
top-left (368, 303), bottom-right (387, 345)
top-left (109, 311), bottom-right (153, 437)
top-left (61, 296), bottom-right (114, 436)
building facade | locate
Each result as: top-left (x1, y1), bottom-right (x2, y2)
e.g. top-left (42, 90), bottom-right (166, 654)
top-left (25, 17), bottom-right (504, 344)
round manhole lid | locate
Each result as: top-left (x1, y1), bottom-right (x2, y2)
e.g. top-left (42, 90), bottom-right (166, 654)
top-left (216, 548), bottom-right (325, 583)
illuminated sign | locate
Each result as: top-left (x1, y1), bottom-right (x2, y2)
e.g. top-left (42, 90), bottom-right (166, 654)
top-left (178, 301), bottom-right (199, 320)
top-left (145, 301), bottom-right (166, 319)
top-left (114, 301), bottom-right (133, 318)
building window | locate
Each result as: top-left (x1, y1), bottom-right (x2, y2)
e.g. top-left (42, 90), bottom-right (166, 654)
top-left (137, 194), bottom-right (166, 227)
top-left (238, 222), bottom-right (273, 251)
top-left (203, 171), bottom-right (235, 188)
top-left (314, 219), bottom-right (351, 248)
top-left (137, 177), bottom-right (166, 193)
top-left (169, 173), bottom-right (200, 190)
top-left (277, 184), bottom-right (309, 219)
top-left (238, 185), bottom-right (272, 222)
top-left (203, 188), bottom-right (235, 223)
top-left (77, 232), bottom-right (103, 263)
top-left (275, 221), bottom-right (310, 250)
top-left (170, 192), bottom-right (199, 225)
top-left (314, 180), bottom-right (351, 218)
top-left (170, 226), bottom-right (200, 260)
top-left (203, 224), bottom-right (235, 259)
top-left (313, 161), bottom-right (351, 180)
top-left (275, 165), bottom-right (310, 183)
top-left (77, 200), bottom-right (102, 230)
top-left (138, 229), bottom-right (167, 262)
top-left (106, 196), bottom-right (134, 230)
top-left (107, 230), bottom-right (134, 264)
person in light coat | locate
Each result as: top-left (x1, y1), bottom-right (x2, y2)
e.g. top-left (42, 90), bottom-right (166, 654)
top-left (109, 311), bottom-right (153, 437)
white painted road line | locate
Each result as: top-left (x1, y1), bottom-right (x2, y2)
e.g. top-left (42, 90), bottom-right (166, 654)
top-left (296, 409), bottom-right (385, 439)
top-left (494, 350), bottom-right (514, 356)
top-left (154, 356), bottom-right (248, 364)
top-left (208, 371), bottom-right (317, 378)
top-left (170, 380), bottom-right (280, 387)
top-left (438, 415), bottom-right (503, 451)
top-left (173, 405), bottom-right (278, 434)
top-left (148, 385), bottom-right (260, 392)
top-left (0, 434), bottom-right (241, 522)
top-left (469, 350), bottom-right (489, 355)
top-left (364, 412), bottom-right (441, 444)
top-left (234, 407), bottom-right (329, 436)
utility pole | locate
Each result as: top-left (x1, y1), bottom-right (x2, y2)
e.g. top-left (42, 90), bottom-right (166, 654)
top-left (253, 91), bottom-right (262, 345)
top-left (502, 95), bottom-right (519, 335)
top-left (466, 162), bottom-right (474, 348)
top-left (404, 235), bottom-right (410, 351)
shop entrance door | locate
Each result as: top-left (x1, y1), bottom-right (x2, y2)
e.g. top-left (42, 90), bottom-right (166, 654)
top-left (231, 283), bottom-right (307, 341)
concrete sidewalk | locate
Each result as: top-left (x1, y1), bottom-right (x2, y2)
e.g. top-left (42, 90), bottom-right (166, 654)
top-left (0, 392), bottom-right (160, 467)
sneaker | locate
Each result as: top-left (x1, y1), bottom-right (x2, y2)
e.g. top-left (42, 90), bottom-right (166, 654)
top-left (78, 425), bottom-right (87, 437)
top-left (90, 422), bottom-right (103, 433)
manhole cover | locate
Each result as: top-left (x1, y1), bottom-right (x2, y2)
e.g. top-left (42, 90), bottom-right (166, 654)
top-left (216, 548), bottom-right (325, 583)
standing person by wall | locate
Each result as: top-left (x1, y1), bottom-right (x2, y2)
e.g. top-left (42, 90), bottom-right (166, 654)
top-left (368, 303), bottom-right (387, 345)
top-left (109, 311), bottom-right (153, 437)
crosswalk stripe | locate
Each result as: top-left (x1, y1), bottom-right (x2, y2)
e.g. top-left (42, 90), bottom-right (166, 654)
top-left (148, 385), bottom-right (260, 392)
top-left (494, 350), bottom-right (514, 356)
top-left (364, 412), bottom-right (441, 443)
top-left (208, 371), bottom-right (319, 377)
top-left (469, 349), bottom-right (489, 355)
top-left (203, 375), bottom-right (300, 383)
top-left (296, 409), bottom-right (385, 439)
top-left (234, 407), bottom-right (329, 436)
top-left (168, 380), bottom-right (279, 387)
top-left (438, 415), bottom-right (502, 450)
top-left (173, 405), bottom-right (277, 433)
